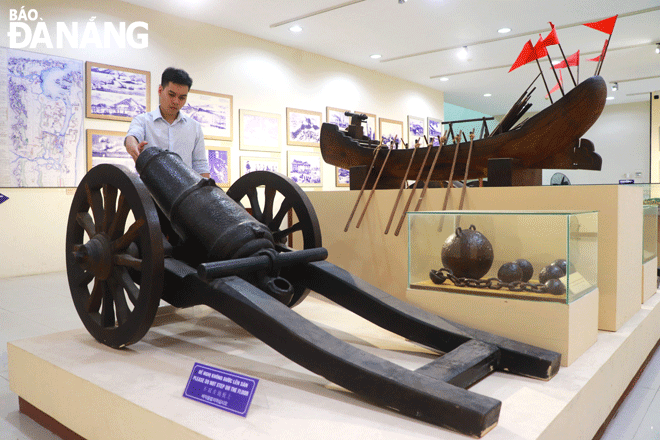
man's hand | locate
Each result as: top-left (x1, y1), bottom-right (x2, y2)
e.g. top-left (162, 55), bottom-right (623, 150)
top-left (125, 136), bottom-right (148, 161)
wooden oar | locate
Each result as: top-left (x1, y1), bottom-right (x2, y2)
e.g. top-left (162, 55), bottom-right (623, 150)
top-left (457, 131), bottom-right (476, 211)
top-left (344, 142), bottom-right (382, 232)
top-left (393, 136), bottom-right (435, 236)
top-left (384, 139), bottom-right (420, 234)
top-left (441, 132), bottom-right (462, 211)
top-left (413, 135), bottom-right (447, 212)
top-left (356, 138), bottom-right (395, 228)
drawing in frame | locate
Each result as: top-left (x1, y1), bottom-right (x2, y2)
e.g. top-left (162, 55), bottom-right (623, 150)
top-left (184, 90), bottom-right (233, 141)
top-left (326, 107), bottom-right (350, 130)
top-left (428, 117), bottom-right (443, 146)
top-left (379, 118), bottom-right (404, 149)
top-left (356, 111), bottom-right (377, 141)
top-left (86, 62), bottom-right (150, 122)
top-left (239, 110), bottom-right (281, 152)
top-left (336, 167), bottom-right (350, 187)
top-left (207, 146), bottom-right (231, 188)
top-left (86, 129), bottom-right (136, 172)
top-left (287, 150), bottom-right (323, 187)
top-left (407, 115), bottom-right (425, 145)
top-left (286, 108), bottom-right (322, 147)
top-left (240, 155), bottom-right (281, 177)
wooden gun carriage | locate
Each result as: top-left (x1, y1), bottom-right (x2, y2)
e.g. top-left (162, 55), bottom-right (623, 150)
top-left (66, 147), bottom-right (561, 437)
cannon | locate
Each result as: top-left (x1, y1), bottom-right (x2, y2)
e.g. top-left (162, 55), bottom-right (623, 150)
top-left (65, 147), bottom-right (561, 438)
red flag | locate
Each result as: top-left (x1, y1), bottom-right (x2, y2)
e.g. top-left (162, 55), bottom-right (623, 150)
top-left (509, 40), bottom-right (535, 72)
top-left (542, 22), bottom-right (560, 47)
top-left (554, 50), bottom-right (580, 69)
top-left (545, 71), bottom-right (563, 98)
top-left (532, 35), bottom-right (548, 60)
top-left (583, 15), bottom-right (618, 35)
top-left (587, 40), bottom-right (608, 62)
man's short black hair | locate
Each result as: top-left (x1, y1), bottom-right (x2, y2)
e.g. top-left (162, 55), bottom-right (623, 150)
top-left (161, 67), bottom-right (193, 89)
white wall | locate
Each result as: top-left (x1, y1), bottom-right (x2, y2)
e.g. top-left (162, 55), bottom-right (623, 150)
top-left (541, 100), bottom-right (652, 185)
top-left (0, 0), bottom-right (444, 278)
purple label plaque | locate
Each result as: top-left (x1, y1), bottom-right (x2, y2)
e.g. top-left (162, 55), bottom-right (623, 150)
top-left (183, 363), bottom-right (259, 417)
top-left (0, 193), bottom-right (8, 205)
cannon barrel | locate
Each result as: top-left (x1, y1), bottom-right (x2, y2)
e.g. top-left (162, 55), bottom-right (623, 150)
top-left (135, 147), bottom-right (275, 261)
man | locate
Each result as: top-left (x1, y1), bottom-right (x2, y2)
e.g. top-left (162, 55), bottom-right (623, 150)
top-left (125, 67), bottom-right (210, 177)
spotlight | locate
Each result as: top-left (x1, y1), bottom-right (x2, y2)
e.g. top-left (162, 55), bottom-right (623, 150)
top-left (611, 82), bottom-right (618, 91)
top-left (656, 43), bottom-right (660, 54)
top-left (458, 46), bottom-right (468, 60)
top-left (398, 0), bottom-right (407, 3)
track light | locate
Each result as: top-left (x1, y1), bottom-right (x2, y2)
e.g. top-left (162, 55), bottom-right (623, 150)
top-left (611, 82), bottom-right (618, 91)
top-left (398, 0), bottom-right (407, 3)
top-left (656, 43), bottom-right (660, 54)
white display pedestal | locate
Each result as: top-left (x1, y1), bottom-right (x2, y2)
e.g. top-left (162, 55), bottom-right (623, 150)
top-left (8, 293), bottom-right (660, 440)
top-left (406, 286), bottom-right (598, 367)
top-left (642, 257), bottom-right (657, 303)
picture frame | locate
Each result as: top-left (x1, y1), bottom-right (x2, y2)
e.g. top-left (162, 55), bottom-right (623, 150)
top-left (428, 117), bottom-right (443, 146)
top-left (86, 62), bottom-right (150, 122)
top-left (183, 90), bottom-right (233, 141)
top-left (326, 107), bottom-right (350, 130)
top-left (86, 129), bottom-right (135, 172)
top-left (287, 150), bottom-right (323, 187)
top-left (336, 167), bottom-right (350, 187)
top-left (379, 118), bottom-right (404, 149)
top-left (240, 155), bottom-right (281, 176)
top-left (286, 108), bottom-right (322, 147)
top-left (239, 109), bottom-right (281, 152)
top-left (207, 146), bottom-right (231, 188)
top-left (407, 115), bottom-right (425, 145)
top-left (356, 111), bottom-right (377, 141)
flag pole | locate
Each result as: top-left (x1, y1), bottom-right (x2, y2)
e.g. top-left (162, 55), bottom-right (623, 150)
top-left (535, 59), bottom-right (553, 104)
top-left (596, 36), bottom-right (612, 76)
top-left (545, 52), bottom-right (564, 95)
top-left (556, 44), bottom-right (577, 87)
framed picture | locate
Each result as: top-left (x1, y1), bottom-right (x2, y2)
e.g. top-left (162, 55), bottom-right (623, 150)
top-left (287, 151), bottom-right (323, 187)
top-left (240, 155), bottom-right (281, 176)
top-left (356, 111), bottom-right (377, 141)
top-left (207, 146), bottom-right (231, 188)
top-left (183, 90), bottom-right (233, 141)
top-left (239, 110), bottom-right (281, 152)
top-left (407, 115), bottom-right (425, 145)
top-left (336, 167), bottom-right (350, 187)
top-left (379, 118), bottom-right (404, 149)
top-left (428, 117), bottom-right (443, 146)
top-left (86, 129), bottom-right (135, 172)
top-left (286, 108), bottom-right (322, 147)
top-left (326, 107), bottom-right (350, 130)
top-left (86, 62), bottom-right (150, 122)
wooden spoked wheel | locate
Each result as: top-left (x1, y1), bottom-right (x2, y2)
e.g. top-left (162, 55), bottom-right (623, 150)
top-left (65, 164), bottom-right (163, 348)
top-left (226, 171), bottom-right (322, 307)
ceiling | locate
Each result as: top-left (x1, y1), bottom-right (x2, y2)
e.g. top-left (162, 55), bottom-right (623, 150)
top-left (121, 0), bottom-right (660, 116)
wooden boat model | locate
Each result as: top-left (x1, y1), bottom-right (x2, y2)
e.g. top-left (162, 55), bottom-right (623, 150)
top-left (320, 75), bottom-right (607, 187)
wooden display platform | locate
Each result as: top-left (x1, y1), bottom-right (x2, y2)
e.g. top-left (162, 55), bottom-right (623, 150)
top-left (307, 185), bottom-right (643, 331)
top-left (406, 284), bottom-right (599, 367)
top-left (8, 292), bottom-right (660, 440)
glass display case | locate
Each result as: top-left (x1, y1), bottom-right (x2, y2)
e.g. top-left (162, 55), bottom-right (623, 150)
top-left (408, 210), bottom-right (598, 304)
top-left (643, 204), bottom-right (658, 264)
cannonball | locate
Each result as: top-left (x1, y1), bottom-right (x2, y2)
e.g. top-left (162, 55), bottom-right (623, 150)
top-left (551, 259), bottom-right (567, 275)
top-left (545, 278), bottom-right (566, 296)
top-left (498, 262), bottom-right (523, 283)
top-left (515, 259), bottom-right (534, 282)
top-left (441, 225), bottom-right (494, 279)
top-left (539, 264), bottom-right (564, 284)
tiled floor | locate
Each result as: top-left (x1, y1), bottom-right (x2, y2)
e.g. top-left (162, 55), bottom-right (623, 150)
top-left (1, 271), bottom-right (659, 440)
